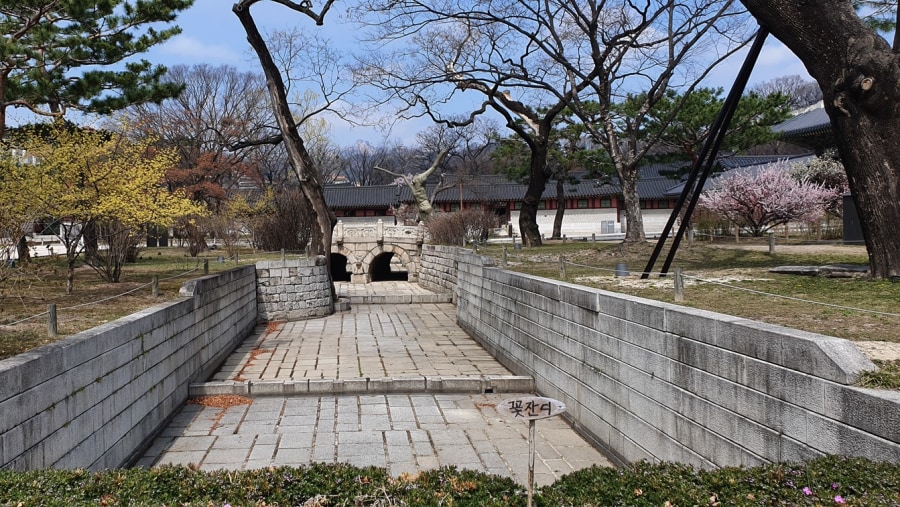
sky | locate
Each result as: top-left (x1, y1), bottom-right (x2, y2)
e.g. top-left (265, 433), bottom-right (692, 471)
top-left (141, 0), bottom-right (814, 147)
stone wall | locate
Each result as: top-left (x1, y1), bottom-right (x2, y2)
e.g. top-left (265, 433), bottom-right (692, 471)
top-left (423, 247), bottom-right (900, 467)
top-left (418, 245), bottom-right (458, 300)
top-left (0, 266), bottom-right (257, 470)
top-left (256, 256), bottom-right (333, 320)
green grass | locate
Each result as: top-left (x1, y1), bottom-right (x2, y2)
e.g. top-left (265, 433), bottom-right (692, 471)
top-left (859, 360), bottom-right (900, 390)
top-left (0, 456), bottom-right (897, 506)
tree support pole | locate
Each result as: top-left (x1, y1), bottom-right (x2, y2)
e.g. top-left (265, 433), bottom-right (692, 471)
top-left (642, 27), bottom-right (770, 278)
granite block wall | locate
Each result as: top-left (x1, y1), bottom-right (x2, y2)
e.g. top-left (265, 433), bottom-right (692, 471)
top-left (419, 246), bottom-right (900, 467)
top-left (418, 245), bottom-right (458, 300)
top-left (256, 256), bottom-right (333, 320)
top-left (0, 266), bottom-right (257, 470)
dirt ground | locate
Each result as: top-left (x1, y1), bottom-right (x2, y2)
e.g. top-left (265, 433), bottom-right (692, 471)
top-left (709, 243), bottom-right (868, 256)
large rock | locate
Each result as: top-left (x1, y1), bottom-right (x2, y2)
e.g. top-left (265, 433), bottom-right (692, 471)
top-left (769, 264), bottom-right (869, 278)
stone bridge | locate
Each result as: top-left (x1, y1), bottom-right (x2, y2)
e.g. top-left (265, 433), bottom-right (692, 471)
top-left (330, 220), bottom-right (426, 283)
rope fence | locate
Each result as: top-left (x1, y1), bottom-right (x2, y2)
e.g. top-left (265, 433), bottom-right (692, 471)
top-left (498, 249), bottom-right (900, 319)
top-left (1, 263), bottom-right (207, 332)
top-left (1, 249), bottom-right (315, 336)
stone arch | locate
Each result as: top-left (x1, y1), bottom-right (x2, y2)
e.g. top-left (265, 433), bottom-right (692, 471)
top-left (331, 245), bottom-right (365, 282)
top-left (361, 244), bottom-right (416, 282)
top-left (369, 252), bottom-right (408, 281)
top-left (329, 253), bottom-right (351, 281)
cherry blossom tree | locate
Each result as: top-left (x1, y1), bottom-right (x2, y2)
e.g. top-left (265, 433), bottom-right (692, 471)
top-left (699, 161), bottom-right (841, 237)
top-left (739, 0), bottom-right (900, 278)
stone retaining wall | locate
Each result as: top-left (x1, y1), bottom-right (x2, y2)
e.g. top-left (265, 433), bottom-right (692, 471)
top-left (421, 247), bottom-right (900, 467)
top-left (256, 256), bottom-right (333, 320)
top-left (0, 266), bottom-right (257, 470)
top-left (418, 245), bottom-right (459, 301)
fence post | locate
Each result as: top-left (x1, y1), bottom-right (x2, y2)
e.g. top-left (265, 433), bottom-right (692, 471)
top-left (48, 304), bottom-right (57, 337)
top-left (281, 248), bottom-right (286, 261)
top-left (674, 267), bottom-right (684, 303)
top-left (203, 259), bottom-right (209, 274)
top-left (503, 245), bottom-right (508, 267)
top-left (152, 276), bottom-right (159, 298)
top-left (560, 255), bottom-right (566, 280)
top-left (768, 232), bottom-right (775, 254)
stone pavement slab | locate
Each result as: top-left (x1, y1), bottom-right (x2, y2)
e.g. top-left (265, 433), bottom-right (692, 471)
top-left (140, 393), bottom-right (613, 486)
top-left (207, 303), bottom-right (512, 383)
top-left (142, 283), bottom-right (615, 486)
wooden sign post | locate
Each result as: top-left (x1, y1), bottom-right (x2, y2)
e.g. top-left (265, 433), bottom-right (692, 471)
top-left (498, 396), bottom-right (566, 507)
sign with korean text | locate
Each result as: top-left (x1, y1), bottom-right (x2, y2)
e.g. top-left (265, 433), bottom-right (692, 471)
top-left (498, 396), bottom-right (566, 420)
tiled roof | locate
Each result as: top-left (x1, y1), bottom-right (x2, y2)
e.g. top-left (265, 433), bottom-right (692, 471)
top-left (322, 151), bottom-right (818, 209)
top-left (324, 175), bottom-right (620, 209)
top-left (772, 105), bottom-right (831, 138)
top-left (324, 185), bottom-right (411, 208)
top-left (663, 153), bottom-right (815, 196)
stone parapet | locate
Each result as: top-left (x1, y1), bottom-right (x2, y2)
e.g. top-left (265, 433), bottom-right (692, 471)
top-left (256, 256), bottom-right (334, 320)
top-left (425, 247), bottom-right (899, 467)
top-left (0, 266), bottom-right (257, 470)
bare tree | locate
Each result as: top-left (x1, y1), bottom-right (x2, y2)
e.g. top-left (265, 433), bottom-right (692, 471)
top-left (372, 120), bottom-right (497, 221)
top-left (123, 64), bottom-right (274, 167)
top-left (376, 147), bottom-right (450, 221)
top-left (233, 0), bottom-right (337, 306)
top-left (355, 0), bottom-right (749, 245)
top-left (751, 75), bottom-right (822, 109)
top-left (562, 3), bottom-right (751, 244)
top-left (120, 64), bottom-right (275, 217)
top-left (416, 120), bottom-right (498, 208)
top-left (339, 141), bottom-right (397, 186)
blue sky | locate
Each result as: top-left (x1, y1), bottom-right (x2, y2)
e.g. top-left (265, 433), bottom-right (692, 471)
top-left (144, 1), bottom-right (813, 146)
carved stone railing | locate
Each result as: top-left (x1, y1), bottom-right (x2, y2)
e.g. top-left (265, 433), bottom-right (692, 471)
top-left (334, 220), bottom-right (425, 246)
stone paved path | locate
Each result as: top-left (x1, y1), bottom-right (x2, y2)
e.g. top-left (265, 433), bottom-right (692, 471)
top-left (138, 282), bottom-right (614, 486)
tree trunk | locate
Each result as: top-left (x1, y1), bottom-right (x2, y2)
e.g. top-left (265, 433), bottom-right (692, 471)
top-left (0, 74), bottom-right (8, 141)
top-left (740, 0), bottom-right (900, 279)
top-left (83, 221), bottom-right (98, 266)
top-left (552, 177), bottom-right (565, 239)
top-left (409, 179), bottom-right (434, 221)
top-left (234, 3), bottom-right (338, 303)
top-left (16, 235), bottom-right (30, 264)
top-left (618, 163), bottom-right (646, 243)
top-left (519, 143), bottom-right (549, 246)
top-left (66, 256), bottom-right (75, 295)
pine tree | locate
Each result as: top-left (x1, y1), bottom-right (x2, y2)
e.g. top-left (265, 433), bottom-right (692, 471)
top-left (0, 0), bottom-right (194, 139)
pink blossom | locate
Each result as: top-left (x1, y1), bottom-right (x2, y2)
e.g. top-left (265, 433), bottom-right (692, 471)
top-left (803, 487), bottom-right (813, 496)
top-left (834, 495), bottom-right (845, 504)
top-left (699, 162), bottom-right (841, 237)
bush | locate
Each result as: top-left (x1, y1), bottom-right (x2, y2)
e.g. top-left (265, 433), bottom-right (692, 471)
top-left (0, 456), bottom-right (897, 506)
top-left (426, 209), bottom-right (495, 246)
top-left (249, 188), bottom-right (314, 252)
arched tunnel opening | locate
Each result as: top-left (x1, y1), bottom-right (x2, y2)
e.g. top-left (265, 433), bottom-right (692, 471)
top-left (369, 252), bottom-right (408, 282)
top-left (330, 253), bottom-right (351, 282)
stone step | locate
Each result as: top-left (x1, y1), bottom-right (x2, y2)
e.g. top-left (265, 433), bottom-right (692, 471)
top-left (342, 293), bottom-right (453, 305)
top-left (189, 375), bottom-right (533, 398)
